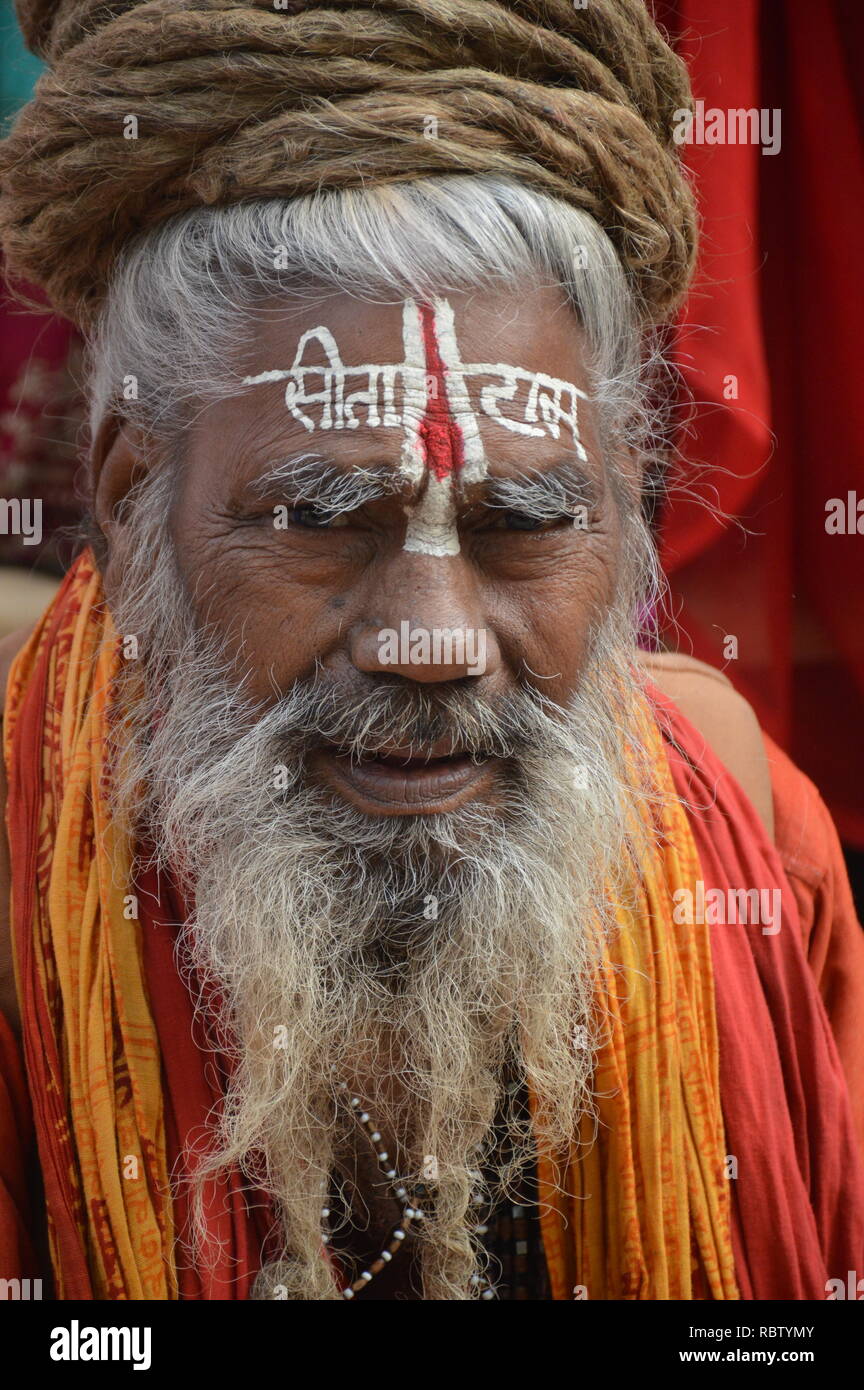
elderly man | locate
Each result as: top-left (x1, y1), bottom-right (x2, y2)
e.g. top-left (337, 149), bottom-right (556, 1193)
top-left (0, 0), bottom-right (862, 1302)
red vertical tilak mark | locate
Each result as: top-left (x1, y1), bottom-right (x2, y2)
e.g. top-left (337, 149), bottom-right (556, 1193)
top-left (417, 300), bottom-right (465, 481)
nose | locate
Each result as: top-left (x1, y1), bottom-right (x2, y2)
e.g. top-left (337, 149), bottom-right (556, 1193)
top-left (350, 555), bottom-right (502, 684)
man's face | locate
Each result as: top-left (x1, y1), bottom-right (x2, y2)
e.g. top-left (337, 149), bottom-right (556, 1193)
top-left (160, 284), bottom-right (624, 816)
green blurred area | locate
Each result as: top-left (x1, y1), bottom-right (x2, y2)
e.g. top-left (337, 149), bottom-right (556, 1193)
top-left (1, 0), bottom-right (43, 127)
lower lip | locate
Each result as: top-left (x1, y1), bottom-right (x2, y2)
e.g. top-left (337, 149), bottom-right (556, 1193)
top-left (312, 748), bottom-right (499, 815)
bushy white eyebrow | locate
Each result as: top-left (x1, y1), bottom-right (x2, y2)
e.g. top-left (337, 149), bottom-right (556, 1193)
top-left (483, 461), bottom-right (600, 520)
top-left (249, 452), bottom-right (406, 516)
top-left (248, 451), bottom-right (599, 522)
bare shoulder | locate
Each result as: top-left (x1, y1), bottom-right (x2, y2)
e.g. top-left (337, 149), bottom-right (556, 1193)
top-left (639, 650), bottom-right (775, 842)
top-left (0, 625), bottom-right (34, 1037)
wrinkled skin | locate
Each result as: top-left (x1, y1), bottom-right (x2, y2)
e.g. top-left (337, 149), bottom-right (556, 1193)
top-left (94, 284), bottom-right (631, 818)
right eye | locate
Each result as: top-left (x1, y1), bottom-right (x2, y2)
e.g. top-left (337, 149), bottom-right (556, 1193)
top-left (287, 505), bottom-right (350, 529)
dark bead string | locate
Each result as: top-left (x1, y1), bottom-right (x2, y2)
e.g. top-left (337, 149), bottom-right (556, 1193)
top-left (326, 1067), bottom-right (549, 1300)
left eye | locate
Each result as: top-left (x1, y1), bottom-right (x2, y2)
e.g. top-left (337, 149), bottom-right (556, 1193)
top-left (496, 511), bottom-right (570, 532)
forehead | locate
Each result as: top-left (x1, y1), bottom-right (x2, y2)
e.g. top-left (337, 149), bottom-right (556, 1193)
top-left (193, 283), bottom-right (600, 484)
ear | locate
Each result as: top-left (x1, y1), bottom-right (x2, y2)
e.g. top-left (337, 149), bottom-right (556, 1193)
top-left (90, 412), bottom-right (151, 544)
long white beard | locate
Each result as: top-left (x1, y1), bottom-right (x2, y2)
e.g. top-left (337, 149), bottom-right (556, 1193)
top-left (108, 469), bottom-right (658, 1299)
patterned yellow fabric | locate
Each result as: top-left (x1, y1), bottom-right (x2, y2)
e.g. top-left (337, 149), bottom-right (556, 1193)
top-left (532, 703), bottom-right (739, 1299)
top-left (5, 555), bottom-right (175, 1298)
top-left (5, 551), bottom-right (737, 1299)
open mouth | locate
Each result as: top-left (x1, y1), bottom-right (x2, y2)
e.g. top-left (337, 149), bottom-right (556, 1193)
top-left (312, 739), bottom-right (499, 814)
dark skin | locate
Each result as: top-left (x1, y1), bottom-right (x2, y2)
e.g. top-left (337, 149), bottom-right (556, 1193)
top-left (91, 283), bottom-right (631, 1295)
top-left (95, 284), bottom-right (629, 813)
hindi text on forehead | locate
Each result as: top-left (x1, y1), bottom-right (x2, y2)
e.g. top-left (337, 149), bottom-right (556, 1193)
top-left (241, 304), bottom-right (589, 466)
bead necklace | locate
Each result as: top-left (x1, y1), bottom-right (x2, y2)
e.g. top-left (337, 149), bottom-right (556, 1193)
top-left (323, 1080), bottom-right (496, 1299)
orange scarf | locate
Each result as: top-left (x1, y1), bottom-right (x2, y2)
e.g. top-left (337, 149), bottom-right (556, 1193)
top-left (5, 551), bottom-right (738, 1299)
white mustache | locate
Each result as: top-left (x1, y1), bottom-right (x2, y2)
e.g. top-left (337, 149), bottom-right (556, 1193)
top-left (249, 677), bottom-right (571, 767)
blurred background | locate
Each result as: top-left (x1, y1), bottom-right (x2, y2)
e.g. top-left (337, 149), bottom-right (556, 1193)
top-left (1, 0), bottom-right (862, 901)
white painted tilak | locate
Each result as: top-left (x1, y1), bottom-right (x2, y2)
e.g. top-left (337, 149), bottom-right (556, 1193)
top-left (402, 469), bottom-right (461, 557)
top-left (400, 298), bottom-right (461, 558)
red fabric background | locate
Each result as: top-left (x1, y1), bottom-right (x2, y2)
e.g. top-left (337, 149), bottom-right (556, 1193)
top-left (652, 0), bottom-right (864, 846)
top-left (0, 279), bottom-right (82, 570)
